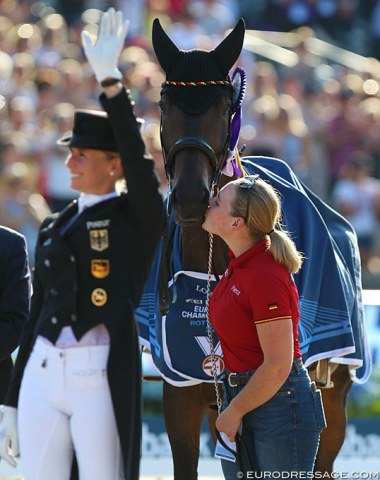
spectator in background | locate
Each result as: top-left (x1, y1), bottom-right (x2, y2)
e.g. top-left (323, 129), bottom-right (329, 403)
top-left (323, 88), bottom-right (364, 191)
top-left (6, 96), bottom-right (38, 143)
top-left (0, 49), bottom-right (13, 92)
top-left (165, 7), bottom-right (208, 50)
top-left (34, 69), bottom-right (62, 110)
top-left (244, 94), bottom-right (282, 158)
top-left (369, 0), bottom-right (380, 59)
top-left (332, 153), bottom-right (380, 268)
top-left (297, 81), bottom-right (330, 200)
top-left (54, 0), bottom-right (86, 27)
top-left (0, 134), bottom-right (24, 170)
top-left (33, 102), bottom-right (79, 212)
top-left (357, 96), bottom-right (380, 180)
top-left (274, 93), bottom-right (309, 181)
top-left (0, 161), bottom-right (51, 264)
top-left (189, 0), bottom-right (239, 38)
top-left (0, 226), bottom-right (30, 403)
top-left (250, 61), bottom-right (280, 99)
top-left (2, 52), bottom-right (37, 102)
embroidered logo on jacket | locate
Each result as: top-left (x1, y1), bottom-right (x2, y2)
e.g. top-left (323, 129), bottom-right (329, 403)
top-left (91, 259), bottom-right (110, 278)
top-left (268, 303), bottom-right (278, 311)
top-left (231, 285), bottom-right (241, 296)
top-left (91, 288), bottom-right (107, 306)
top-left (89, 229), bottom-right (109, 251)
top-left (86, 220), bottom-right (110, 229)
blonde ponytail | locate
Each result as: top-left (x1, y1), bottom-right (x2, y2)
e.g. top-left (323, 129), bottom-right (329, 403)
top-left (231, 176), bottom-right (304, 274)
top-left (268, 228), bottom-right (303, 274)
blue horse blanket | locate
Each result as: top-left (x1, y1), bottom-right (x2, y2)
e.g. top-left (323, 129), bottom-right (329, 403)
top-left (136, 156), bottom-right (372, 385)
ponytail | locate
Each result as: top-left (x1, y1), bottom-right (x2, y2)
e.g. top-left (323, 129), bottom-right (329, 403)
top-left (231, 177), bottom-right (304, 274)
top-left (268, 228), bottom-right (303, 274)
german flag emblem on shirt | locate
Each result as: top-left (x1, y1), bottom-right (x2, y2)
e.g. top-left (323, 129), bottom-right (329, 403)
top-left (268, 303), bottom-right (278, 311)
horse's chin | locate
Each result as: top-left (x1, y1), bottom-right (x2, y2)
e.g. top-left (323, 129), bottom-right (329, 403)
top-left (173, 212), bottom-right (205, 227)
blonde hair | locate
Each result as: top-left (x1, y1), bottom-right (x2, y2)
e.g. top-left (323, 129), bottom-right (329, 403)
top-left (230, 177), bottom-right (304, 273)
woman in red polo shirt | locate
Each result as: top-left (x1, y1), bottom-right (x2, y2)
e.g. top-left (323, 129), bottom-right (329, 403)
top-left (202, 175), bottom-right (326, 477)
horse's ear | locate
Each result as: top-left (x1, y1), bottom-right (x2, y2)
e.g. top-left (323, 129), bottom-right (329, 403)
top-left (152, 18), bottom-right (180, 75)
top-left (213, 18), bottom-right (245, 77)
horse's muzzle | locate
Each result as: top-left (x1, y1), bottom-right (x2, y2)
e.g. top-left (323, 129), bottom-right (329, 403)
top-left (172, 210), bottom-right (206, 227)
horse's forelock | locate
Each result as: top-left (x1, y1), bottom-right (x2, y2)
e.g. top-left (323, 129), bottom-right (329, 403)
top-left (162, 50), bottom-right (233, 114)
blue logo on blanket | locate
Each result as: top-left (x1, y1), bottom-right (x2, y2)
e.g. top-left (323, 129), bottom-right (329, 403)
top-left (137, 264), bottom-right (223, 385)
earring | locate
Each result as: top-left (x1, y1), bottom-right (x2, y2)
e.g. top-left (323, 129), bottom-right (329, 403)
top-left (110, 171), bottom-right (115, 176)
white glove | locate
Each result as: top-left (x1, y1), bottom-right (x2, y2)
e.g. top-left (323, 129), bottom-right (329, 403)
top-left (81, 7), bottom-right (129, 83)
top-left (0, 406), bottom-right (19, 468)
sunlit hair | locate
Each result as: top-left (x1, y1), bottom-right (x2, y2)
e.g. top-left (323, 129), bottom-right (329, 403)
top-left (230, 176), bottom-right (304, 274)
top-left (232, 147), bottom-right (245, 175)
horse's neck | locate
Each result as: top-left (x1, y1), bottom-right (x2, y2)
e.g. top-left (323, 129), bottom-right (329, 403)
top-left (181, 226), bottom-right (229, 274)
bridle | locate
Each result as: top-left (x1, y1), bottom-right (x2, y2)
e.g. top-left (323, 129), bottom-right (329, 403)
top-left (159, 68), bottom-right (246, 205)
top-left (159, 95), bottom-right (232, 202)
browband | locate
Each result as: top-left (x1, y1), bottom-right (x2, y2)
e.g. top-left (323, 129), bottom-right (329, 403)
top-left (161, 80), bottom-right (233, 88)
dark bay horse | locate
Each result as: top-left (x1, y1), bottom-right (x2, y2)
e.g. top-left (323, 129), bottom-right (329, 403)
top-left (142, 17), bottom-right (369, 479)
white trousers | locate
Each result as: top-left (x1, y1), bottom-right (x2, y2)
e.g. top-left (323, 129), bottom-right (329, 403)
top-left (18, 338), bottom-right (123, 480)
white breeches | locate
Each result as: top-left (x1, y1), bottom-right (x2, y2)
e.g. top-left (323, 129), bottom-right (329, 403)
top-left (18, 338), bottom-right (123, 480)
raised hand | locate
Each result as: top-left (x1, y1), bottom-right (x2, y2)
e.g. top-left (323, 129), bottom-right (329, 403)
top-left (81, 7), bottom-right (129, 83)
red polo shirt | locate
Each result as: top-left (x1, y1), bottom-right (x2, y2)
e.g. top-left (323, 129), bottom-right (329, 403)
top-left (209, 240), bottom-right (302, 372)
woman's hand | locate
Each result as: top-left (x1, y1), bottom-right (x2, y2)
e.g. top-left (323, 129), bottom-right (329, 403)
top-left (81, 7), bottom-right (129, 83)
top-left (0, 406), bottom-right (19, 467)
top-left (215, 403), bottom-right (243, 442)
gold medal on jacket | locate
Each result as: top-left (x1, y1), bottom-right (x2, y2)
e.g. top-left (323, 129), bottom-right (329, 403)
top-left (91, 288), bottom-right (107, 306)
top-left (89, 229), bottom-right (109, 251)
top-left (91, 259), bottom-right (110, 278)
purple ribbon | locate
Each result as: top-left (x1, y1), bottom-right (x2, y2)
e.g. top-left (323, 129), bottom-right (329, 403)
top-left (222, 66), bottom-right (246, 178)
top-left (230, 105), bottom-right (242, 151)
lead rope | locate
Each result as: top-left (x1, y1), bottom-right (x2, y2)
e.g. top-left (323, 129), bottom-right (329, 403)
top-left (206, 231), bottom-right (223, 415)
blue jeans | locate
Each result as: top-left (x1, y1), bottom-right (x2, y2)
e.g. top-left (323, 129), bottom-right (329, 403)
top-left (221, 364), bottom-right (326, 479)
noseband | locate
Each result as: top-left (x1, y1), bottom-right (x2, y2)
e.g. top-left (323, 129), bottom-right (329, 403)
top-left (167, 137), bottom-right (223, 172)
top-left (161, 129), bottom-right (231, 195)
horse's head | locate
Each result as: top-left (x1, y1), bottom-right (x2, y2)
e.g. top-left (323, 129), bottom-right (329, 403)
top-left (152, 18), bottom-right (245, 226)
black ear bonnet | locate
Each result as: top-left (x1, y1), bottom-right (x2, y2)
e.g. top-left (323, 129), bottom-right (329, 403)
top-left (152, 18), bottom-right (245, 114)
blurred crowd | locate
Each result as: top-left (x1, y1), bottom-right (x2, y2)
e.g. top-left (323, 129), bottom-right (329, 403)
top-left (1, 0), bottom-right (380, 280)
